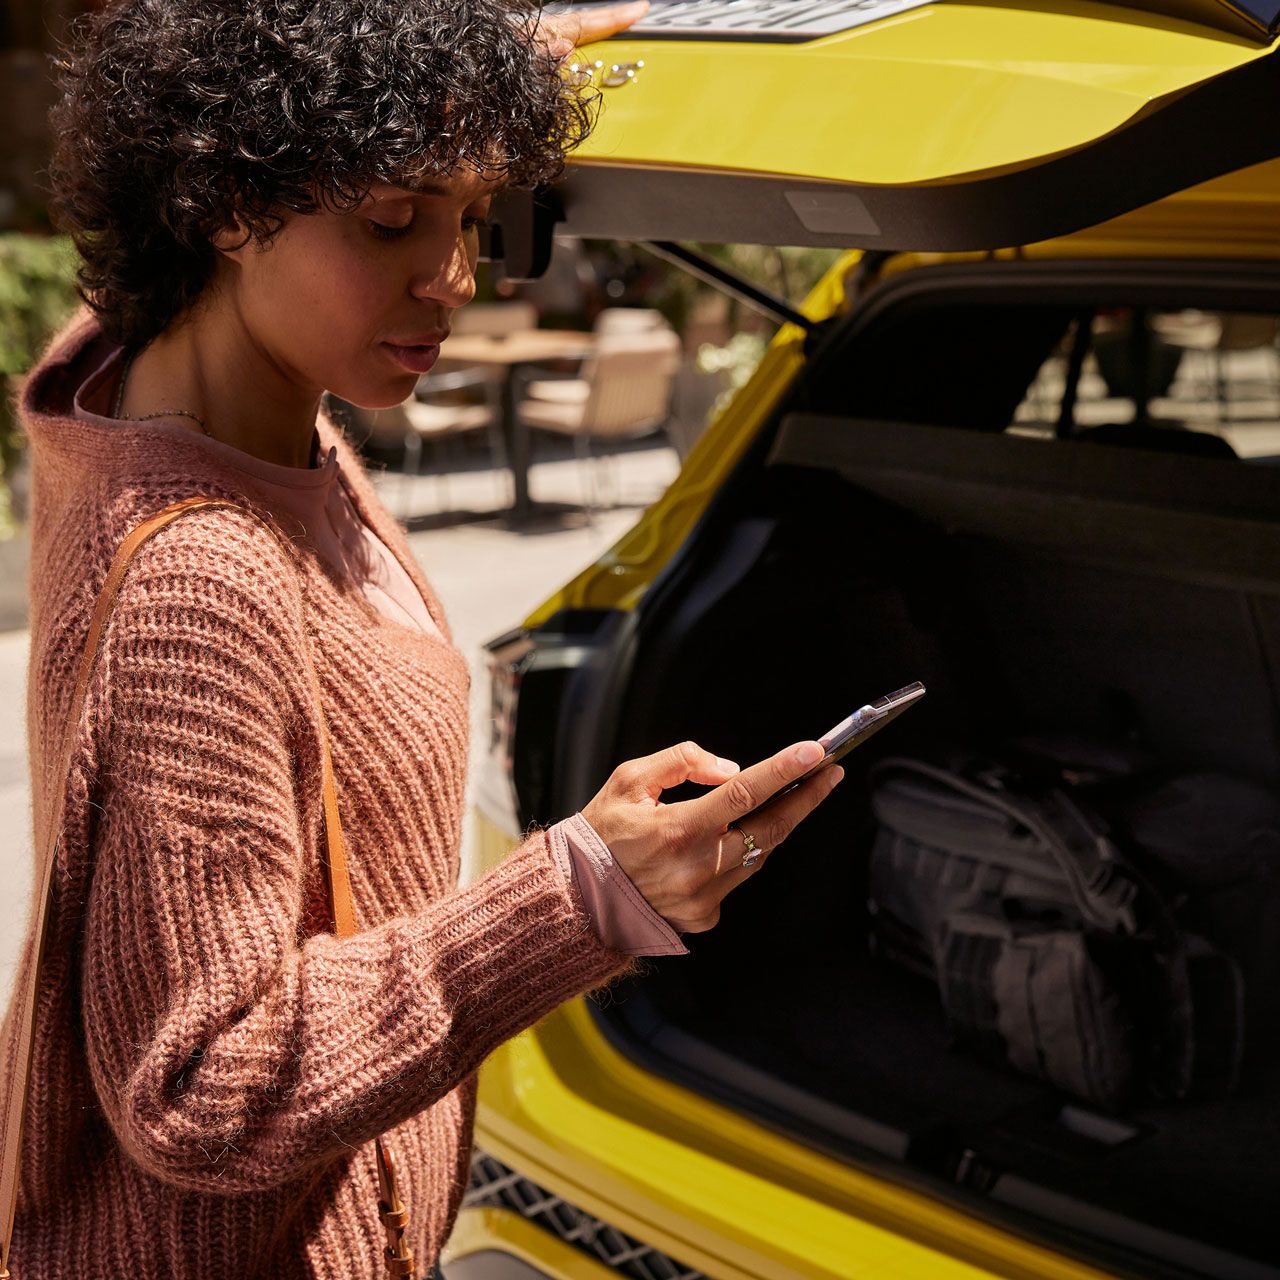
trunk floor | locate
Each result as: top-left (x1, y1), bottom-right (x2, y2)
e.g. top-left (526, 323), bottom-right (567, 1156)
top-left (649, 948), bottom-right (1280, 1268)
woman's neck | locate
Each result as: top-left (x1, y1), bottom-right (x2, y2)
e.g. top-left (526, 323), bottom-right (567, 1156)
top-left (120, 296), bottom-right (323, 469)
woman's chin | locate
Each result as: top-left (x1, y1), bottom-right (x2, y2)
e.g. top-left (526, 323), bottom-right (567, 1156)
top-left (330, 375), bottom-right (421, 411)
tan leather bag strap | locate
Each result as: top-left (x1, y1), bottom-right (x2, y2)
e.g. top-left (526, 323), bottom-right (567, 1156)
top-left (0, 495), bottom-right (404, 1278)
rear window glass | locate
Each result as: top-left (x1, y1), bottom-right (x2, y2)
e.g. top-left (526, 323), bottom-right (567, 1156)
top-left (1011, 307), bottom-right (1280, 462)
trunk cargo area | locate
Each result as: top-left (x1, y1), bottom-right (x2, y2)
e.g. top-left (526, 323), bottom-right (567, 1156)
top-left (601, 406), bottom-right (1280, 1279)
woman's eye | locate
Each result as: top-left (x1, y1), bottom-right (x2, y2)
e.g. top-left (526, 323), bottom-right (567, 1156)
top-left (462, 215), bottom-right (492, 234)
top-left (369, 219), bottom-right (413, 241)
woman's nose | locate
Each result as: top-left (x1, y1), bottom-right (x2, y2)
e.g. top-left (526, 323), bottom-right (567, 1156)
top-left (410, 238), bottom-right (476, 309)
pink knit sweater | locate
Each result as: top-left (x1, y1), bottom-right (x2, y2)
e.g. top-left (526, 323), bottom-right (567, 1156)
top-left (70, 341), bottom-right (686, 960)
top-left (1, 313), bottom-right (638, 1279)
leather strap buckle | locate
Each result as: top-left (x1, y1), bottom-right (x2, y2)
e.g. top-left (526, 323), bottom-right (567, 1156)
top-left (379, 1205), bottom-right (410, 1231)
top-left (383, 1250), bottom-right (416, 1277)
top-left (374, 1140), bottom-right (415, 1279)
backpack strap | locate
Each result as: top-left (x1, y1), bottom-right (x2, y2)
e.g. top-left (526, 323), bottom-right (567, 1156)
top-left (872, 757), bottom-right (1140, 935)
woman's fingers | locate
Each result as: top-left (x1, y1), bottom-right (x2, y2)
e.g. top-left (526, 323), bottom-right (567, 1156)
top-left (616, 740), bottom-right (740, 799)
top-left (715, 765), bottom-right (844, 887)
top-left (569, 0), bottom-right (651, 45)
top-left (536, 0), bottom-right (650, 58)
top-left (584, 737), bottom-right (840, 935)
top-left (686, 740), bottom-right (826, 836)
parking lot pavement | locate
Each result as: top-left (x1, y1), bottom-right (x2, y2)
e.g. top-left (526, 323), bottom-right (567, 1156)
top-left (0, 440), bottom-right (681, 1011)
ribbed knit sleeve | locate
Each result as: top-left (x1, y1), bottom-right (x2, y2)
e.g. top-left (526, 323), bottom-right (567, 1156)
top-left (79, 511), bottom-right (632, 1196)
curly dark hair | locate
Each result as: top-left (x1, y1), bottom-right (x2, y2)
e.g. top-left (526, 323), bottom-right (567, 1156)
top-left (49, 0), bottom-right (594, 348)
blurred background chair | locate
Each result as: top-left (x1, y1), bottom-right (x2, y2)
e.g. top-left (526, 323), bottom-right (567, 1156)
top-left (522, 311), bottom-right (676, 409)
top-left (592, 306), bottom-right (669, 338)
top-left (1157, 311), bottom-right (1280, 415)
top-left (517, 310), bottom-right (671, 415)
top-left (517, 327), bottom-right (682, 514)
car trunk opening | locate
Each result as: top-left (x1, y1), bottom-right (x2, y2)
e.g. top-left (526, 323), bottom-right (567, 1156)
top-left (592, 263), bottom-right (1280, 1280)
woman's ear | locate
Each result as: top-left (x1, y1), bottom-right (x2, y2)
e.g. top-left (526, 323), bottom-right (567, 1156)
top-left (210, 214), bottom-right (253, 260)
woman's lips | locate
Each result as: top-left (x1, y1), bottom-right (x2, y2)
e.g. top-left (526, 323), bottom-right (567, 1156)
top-left (382, 341), bottom-right (441, 375)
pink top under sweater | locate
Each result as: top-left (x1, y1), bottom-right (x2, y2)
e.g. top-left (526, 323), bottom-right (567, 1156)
top-left (0, 312), bottom-right (674, 1280)
top-left (70, 344), bottom-right (685, 961)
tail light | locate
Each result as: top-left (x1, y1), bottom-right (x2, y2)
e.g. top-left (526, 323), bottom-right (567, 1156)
top-left (477, 629), bottom-right (535, 842)
top-left (478, 612), bottom-right (621, 857)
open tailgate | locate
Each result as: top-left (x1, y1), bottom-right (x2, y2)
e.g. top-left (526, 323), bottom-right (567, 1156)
top-left (546, 0), bottom-right (1280, 251)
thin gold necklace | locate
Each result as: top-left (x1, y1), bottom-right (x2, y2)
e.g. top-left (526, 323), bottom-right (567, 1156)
top-left (112, 356), bottom-right (211, 437)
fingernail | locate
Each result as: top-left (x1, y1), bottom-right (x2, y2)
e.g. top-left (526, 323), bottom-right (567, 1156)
top-left (828, 766), bottom-right (845, 786)
top-left (716, 757), bottom-right (740, 774)
top-left (795, 742), bottom-right (824, 767)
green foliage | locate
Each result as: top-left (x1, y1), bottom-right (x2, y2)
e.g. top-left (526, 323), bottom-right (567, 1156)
top-left (683, 247), bottom-right (839, 420)
top-left (0, 234), bottom-right (80, 527)
top-left (696, 331), bottom-right (768, 418)
top-left (0, 234), bottom-right (79, 377)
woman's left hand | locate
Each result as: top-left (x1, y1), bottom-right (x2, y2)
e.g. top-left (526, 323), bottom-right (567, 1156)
top-left (535, 1), bottom-right (650, 60)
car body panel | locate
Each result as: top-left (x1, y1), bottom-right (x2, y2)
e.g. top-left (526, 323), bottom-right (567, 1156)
top-left (469, 812), bottom-right (1115, 1279)
top-left (575, 7), bottom-right (1269, 188)
top-left (445, 1205), bottom-right (624, 1279)
top-left (554, 8), bottom-right (1280, 250)
top-left (1051, 154), bottom-right (1280, 256)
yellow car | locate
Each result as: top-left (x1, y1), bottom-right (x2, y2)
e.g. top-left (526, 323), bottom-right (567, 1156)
top-left (451, 3), bottom-right (1280, 1277)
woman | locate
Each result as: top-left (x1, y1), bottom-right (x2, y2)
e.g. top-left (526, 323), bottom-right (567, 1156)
top-left (1, 1), bottom-right (844, 1275)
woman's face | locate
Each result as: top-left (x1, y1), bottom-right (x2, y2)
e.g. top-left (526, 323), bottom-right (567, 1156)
top-left (214, 169), bottom-right (498, 409)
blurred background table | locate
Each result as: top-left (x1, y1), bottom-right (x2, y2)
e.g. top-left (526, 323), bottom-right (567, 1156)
top-left (441, 329), bottom-right (597, 522)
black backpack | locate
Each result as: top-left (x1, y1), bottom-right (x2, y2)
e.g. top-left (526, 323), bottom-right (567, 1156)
top-left (868, 757), bottom-right (1257, 1110)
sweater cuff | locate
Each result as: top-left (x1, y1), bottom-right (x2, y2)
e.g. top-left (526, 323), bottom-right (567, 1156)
top-left (547, 815), bottom-right (689, 957)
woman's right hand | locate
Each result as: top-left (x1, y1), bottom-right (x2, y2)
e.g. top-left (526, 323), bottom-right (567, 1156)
top-left (581, 740), bottom-right (844, 934)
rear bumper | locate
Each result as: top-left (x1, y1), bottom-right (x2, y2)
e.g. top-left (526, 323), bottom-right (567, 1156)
top-left (443, 1204), bottom-right (621, 1280)
top-left (446, 1157), bottom-right (703, 1280)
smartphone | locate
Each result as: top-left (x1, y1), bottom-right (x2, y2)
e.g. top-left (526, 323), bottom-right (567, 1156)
top-left (739, 682), bottom-right (926, 822)
top-left (803, 681), bottom-right (926, 779)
